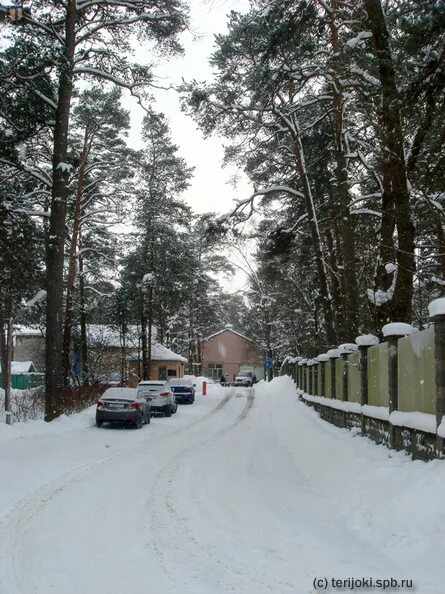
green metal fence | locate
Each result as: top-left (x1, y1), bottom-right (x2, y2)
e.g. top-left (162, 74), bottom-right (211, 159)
top-left (0, 373), bottom-right (45, 390)
top-left (398, 326), bottom-right (436, 414)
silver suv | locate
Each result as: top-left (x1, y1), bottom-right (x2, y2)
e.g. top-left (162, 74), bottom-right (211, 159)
top-left (137, 381), bottom-right (177, 417)
top-left (234, 371), bottom-right (254, 387)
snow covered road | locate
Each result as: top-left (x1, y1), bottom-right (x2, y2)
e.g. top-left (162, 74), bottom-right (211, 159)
top-left (0, 377), bottom-right (444, 594)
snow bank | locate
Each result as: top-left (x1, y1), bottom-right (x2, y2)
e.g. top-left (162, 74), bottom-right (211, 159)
top-left (303, 392), bottom-right (361, 414)
top-left (254, 375), bottom-right (296, 400)
top-left (0, 405), bottom-right (96, 445)
top-left (193, 376), bottom-right (220, 394)
top-left (361, 404), bottom-right (390, 421)
top-left (390, 411), bottom-right (437, 434)
top-left (301, 393), bottom-right (438, 434)
top-left (301, 394), bottom-right (390, 421)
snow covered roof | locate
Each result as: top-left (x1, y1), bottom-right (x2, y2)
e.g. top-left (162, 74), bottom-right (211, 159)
top-left (14, 325), bottom-right (44, 337)
top-left (14, 323), bottom-right (185, 363)
top-left (205, 327), bottom-right (257, 344)
top-left (128, 342), bottom-right (187, 363)
top-left (0, 361), bottom-right (37, 373)
top-left (151, 342), bottom-right (187, 363)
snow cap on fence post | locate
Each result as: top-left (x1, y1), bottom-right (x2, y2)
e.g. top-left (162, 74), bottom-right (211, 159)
top-left (382, 323), bottom-right (414, 450)
top-left (355, 335), bottom-right (379, 432)
top-left (316, 354), bottom-right (329, 397)
top-left (327, 349), bottom-right (341, 399)
top-left (338, 343), bottom-right (358, 353)
top-left (428, 298), bottom-right (445, 457)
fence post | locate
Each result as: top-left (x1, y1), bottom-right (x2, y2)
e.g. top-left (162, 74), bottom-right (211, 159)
top-left (294, 357), bottom-right (302, 388)
top-left (382, 323), bottom-right (415, 450)
top-left (299, 359), bottom-right (307, 393)
top-left (327, 349), bottom-right (341, 399)
top-left (307, 360), bottom-right (313, 395)
top-left (317, 354), bottom-right (329, 397)
top-left (355, 334), bottom-right (379, 435)
top-left (428, 299), bottom-right (445, 458)
top-left (338, 344), bottom-right (357, 402)
top-left (297, 360), bottom-right (302, 391)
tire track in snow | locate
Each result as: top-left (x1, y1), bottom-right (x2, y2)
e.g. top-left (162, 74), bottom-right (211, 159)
top-left (146, 388), bottom-right (256, 592)
top-left (0, 389), bottom-right (234, 594)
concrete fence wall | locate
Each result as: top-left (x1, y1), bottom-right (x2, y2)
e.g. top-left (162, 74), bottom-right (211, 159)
top-left (286, 303), bottom-right (445, 461)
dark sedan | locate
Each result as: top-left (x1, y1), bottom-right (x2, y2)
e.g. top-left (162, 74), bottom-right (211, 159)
top-left (168, 378), bottom-right (195, 404)
top-left (96, 387), bottom-right (151, 429)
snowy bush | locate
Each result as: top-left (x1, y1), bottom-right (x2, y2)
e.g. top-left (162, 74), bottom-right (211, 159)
top-left (0, 387), bottom-right (45, 423)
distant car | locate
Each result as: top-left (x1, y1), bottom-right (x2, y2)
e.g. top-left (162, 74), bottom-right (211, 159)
top-left (234, 371), bottom-right (254, 387)
top-left (137, 381), bottom-right (177, 417)
top-left (168, 378), bottom-right (195, 404)
top-left (96, 387), bottom-right (151, 429)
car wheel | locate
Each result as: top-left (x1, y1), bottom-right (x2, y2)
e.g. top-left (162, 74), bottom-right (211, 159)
top-left (96, 420), bottom-right (103, 428)
top-left (136, 417), bottom-right (143, 429)
top-left (146, 412), bottom-right (151, 424)
top-left (164, 407), bottom-right (172, 417)
top-left (173, 405), bottom-right (178, 414)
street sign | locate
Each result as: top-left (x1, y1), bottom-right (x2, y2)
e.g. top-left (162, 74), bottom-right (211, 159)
top-left (265, 358), bottom-right (273, 369)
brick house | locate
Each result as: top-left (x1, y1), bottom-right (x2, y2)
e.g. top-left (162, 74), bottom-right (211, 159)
top-left (201, 325), bottom-right (264, 381)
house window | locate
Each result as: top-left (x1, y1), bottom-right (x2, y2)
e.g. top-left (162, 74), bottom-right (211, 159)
top-left (159, 366), bottom-right (167, 380)
top-left (208, 364), bottom-right (223, 381)
top-left (167, 368), bottom-right (177, 377)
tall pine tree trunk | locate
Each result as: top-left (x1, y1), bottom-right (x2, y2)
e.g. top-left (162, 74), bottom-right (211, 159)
top-left (364, 0), bottom-right (415, 323)
top-left (45, 0), bottom-right (77, 421)
top-left (62, 129), bottom-right (89, 385)
top-left (329, 0), bottom-right (359, 339)
top-left (78, 246), bottom-right (89, 386)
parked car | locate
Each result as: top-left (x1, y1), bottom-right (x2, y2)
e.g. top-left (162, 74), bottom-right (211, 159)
top-left (234, 371), bottom-right (254, 387)
top-left (137, 381), bottom-right (177, 417)
top-left (96, 387), bottom-right (151, 429)
top-left (168, 377), bottom-right (195, 404)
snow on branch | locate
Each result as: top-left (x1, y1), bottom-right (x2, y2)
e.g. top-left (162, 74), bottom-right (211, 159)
top-left (350, 209), bottom-right (383, 217)
top-left (33, 89), bottom-right (57, 111)
top-left (24, 290), bottom-right (47, 307)
top-left (222, 185), bottom-right (305, 223)
top-left (0, 158), bottom-right (52, 189)
top-left (84, 286), bottom-right (113, 297)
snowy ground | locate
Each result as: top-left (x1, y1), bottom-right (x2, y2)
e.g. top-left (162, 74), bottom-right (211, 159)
top-left (0, 377), bottom-right (443, 594)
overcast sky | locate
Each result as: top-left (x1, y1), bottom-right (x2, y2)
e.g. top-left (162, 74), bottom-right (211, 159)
top-left (127, 0), bottom-right (252, 216)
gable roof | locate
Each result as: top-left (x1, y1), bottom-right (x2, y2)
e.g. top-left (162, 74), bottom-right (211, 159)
top-left (128, 342), bottom-right (187, 363)
top-left (0, 361), bottom-right (37, 373)
top-left (205, 327), bottom-right (257, 344)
